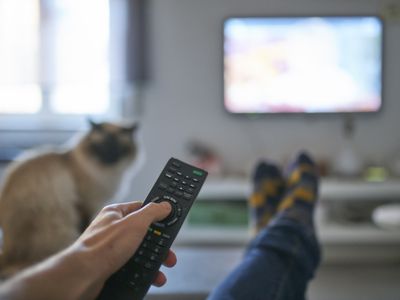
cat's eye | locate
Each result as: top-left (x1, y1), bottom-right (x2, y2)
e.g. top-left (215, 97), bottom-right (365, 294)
top-left (120, 127), bottom-right (133, 135)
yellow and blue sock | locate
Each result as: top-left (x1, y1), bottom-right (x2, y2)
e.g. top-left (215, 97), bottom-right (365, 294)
top-left (278, 152), bottom-right (319, 223)
top-left (249, 161), bottom-right (285, 233)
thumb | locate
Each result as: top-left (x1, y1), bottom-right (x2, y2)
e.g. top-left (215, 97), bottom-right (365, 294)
top-left (130, 201), bottom-right (172, 226)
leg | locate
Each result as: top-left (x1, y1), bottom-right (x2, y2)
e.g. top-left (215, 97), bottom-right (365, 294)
top-left (207, 152), bottom-right (321, 300)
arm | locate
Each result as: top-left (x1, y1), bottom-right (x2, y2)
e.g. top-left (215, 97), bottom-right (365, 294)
top-left (0, 201), bottom-right (176, 300)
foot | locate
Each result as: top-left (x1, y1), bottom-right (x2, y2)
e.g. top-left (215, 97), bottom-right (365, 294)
top-left (277, 152), bottom-right (319, 223)
top-left (249, 161), bottom-right (285, 233)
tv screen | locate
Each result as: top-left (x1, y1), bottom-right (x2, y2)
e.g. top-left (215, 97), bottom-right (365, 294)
top-left (223, 16), bottom-right (383, 113)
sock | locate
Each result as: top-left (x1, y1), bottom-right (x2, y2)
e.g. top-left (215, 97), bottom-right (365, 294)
top-left (249, 161), bottom-right (285, 233)
top-left (277, 152), bottom-right (319, 224)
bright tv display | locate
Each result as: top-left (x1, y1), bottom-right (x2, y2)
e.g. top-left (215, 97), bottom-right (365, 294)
top-left (223, 16), bottom-right (383, 113)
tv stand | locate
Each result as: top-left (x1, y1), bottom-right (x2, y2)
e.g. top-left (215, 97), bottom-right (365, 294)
top-left (176, 176), bottom-right (400, 263)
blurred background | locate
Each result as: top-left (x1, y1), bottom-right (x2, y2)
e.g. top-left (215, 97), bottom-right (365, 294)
top-left (1, 0), bottom-right (400, 299)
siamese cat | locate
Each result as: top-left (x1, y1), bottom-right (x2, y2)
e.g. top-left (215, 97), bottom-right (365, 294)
top-left (0, 121), bottom-right (139, 278)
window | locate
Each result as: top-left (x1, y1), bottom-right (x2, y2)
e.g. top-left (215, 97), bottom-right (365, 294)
top-left (0, 0), bottom-right (127, 130)
top-left (0, 0), bottom-right (41, 114)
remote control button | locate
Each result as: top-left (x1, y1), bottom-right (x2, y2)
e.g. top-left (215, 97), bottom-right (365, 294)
top-left (153, 246), bottom-right (162, 254)
top-left (186, 187), bottom-right (194, 193)
top-left (165, 172), bottom-right (173, 178)
top-left (142, 241), bottom-right (160, 251)
top-left (167, 217), bottom-right (179, 226)
top-left (189, 183), bottom-right (196, 188)
top-left (172, 161), bottom-right (181, 168)
top-left (183, 193), bottom-right (193, 200)
top-left (170, 181), bottom-right (178, 187)
top-left (144, 261), bottom-right (157, 270)
top-left (158, 182), bottom-right (168, 190)
top-left (168, 166), bottom-right (178, 172)
top-left (178, 186), bottom-right (184, 191)
top-left (133, 256), bottom-right (158, 270)
top-left (154, 221), bottom-right (166, 228)
top-left (149, 254), bottom-right (158, 261)
top-left (174, 190), bottom-right (183, 197)
top-left (162, 233), bottom-right (171, 239)
top-left (177, 207), bottom-right (182, 216)
top-left (163, 195), bottom-right (178, 203)
top-left (193, 169), bottom-right (204, 177)
top-left (126, 270), bottom-right (152, 288)
top-left (125, 279), bottom-right (142, 292)
top-left (173, 177), bottom-right (180, 182)
top-left (128, 280), bottom-right (138, 288)
top-left (167, 187), bottom-right (174, 193)
top-left (181, 180), bottom-right (187, 185)
top-left (185, 175), bottom-right (190, 179)
top-left (139, 249), bottom-right (161, 261)
top-left (157, 238), bottom-right (169, 247)
top-left (177, 171), bottom-right (183, 176)
top-left (192, 178), bottom-right (199, 182)
top-left (153, 229), bottom-right (162, 236)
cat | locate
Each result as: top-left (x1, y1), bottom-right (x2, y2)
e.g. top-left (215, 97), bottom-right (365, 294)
top-left (0, 120), bottom-right (139, 278)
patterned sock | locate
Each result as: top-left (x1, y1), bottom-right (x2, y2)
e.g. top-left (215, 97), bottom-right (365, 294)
top-left (277, 152), bottom-right (319, 225)
top-left (249, 161), bottom-right (285, 233)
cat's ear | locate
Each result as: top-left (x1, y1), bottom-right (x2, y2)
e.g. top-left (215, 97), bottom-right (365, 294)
top-left (122, 122), bottom-right (139, 134)
top-left (87, 118), bottom-right (102, 131)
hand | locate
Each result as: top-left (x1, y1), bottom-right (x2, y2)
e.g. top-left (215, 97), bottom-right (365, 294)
top-left (73, 201), bottom-right (176, 298)
top-left (0, 201), bottom-right (176, 300)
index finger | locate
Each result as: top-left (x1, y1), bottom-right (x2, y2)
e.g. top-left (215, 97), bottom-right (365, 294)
top-left (102, 201), bottom-right (143, 218)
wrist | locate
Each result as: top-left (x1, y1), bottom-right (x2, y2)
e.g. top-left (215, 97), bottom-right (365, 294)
top-left (0, 245), bottom-right (102, 300)
top-left (62, 244), bottom-right (107, 300)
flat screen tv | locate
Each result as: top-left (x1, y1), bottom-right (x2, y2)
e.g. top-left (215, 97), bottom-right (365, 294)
top-left (223, 16), bottom-right (383, 114)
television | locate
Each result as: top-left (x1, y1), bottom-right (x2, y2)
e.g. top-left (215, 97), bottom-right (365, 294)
top-left (223, 16), bottom-right (383, 114)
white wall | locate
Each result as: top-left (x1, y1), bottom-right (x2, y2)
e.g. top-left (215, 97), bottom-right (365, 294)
top-left (128, 0), bottom-right (400, 199)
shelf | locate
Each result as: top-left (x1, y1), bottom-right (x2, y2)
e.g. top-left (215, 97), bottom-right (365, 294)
top-left (177, 222), bottom-right (400, 247)
top-left (199, 177), bottom-right (400, 202)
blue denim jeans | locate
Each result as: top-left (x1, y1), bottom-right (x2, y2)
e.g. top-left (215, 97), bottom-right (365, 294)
top-left (207, 212), bottom-right (321, 300)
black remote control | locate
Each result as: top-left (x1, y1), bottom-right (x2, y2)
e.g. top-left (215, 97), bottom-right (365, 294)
top-left (97, 158), bottom-right (207, 300)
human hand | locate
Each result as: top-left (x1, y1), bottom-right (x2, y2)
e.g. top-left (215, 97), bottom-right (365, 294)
top-left (73, 201), bottom-right (176, 298)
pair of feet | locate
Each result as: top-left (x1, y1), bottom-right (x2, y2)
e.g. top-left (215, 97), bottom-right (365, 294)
top-left (249, 152), bottom-right (319, 233)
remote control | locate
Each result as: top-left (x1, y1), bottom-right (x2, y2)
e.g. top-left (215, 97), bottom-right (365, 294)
top-left (97, 158), bottom-right (208, 300)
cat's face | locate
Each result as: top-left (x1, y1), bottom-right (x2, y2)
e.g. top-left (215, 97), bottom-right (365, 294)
top-left (83, 121), bottom-right (138, 165)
